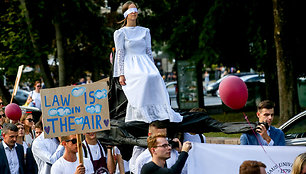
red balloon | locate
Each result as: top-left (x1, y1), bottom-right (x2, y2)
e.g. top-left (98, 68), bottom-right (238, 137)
top-left (219, 76), bottom-right (248, 110)
top-left (5, 103), bottom-right (22, 121)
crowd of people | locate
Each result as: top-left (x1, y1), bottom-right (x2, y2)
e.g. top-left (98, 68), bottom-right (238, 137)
top-left (0, 106), bottom-right (305, 174)
top-left (1, 0), bottom-right (305, 174)
top-left (0, 109), bottom-right (127, 174)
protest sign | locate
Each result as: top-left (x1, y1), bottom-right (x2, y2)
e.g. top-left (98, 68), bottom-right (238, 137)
top-left (10, 65), bottom-right (24, 103)
top-left (41, 80), bottom-right (110, 138)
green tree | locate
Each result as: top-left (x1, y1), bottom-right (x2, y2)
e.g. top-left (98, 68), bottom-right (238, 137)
top-left (138, 0), bottom-right (304, 123)
top-left (1, 0), bottom-right (114, 88)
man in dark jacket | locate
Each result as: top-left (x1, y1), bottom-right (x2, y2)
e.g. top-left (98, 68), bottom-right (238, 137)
top-left (0, 123), bottom-right (25, 174)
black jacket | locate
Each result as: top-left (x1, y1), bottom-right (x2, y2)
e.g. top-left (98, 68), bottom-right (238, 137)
top-left (0, 142), bottom-right (25, 174)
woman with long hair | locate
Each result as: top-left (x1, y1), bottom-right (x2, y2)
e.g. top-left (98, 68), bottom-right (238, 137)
top-left (15, 122), bottom-right (29, 155)
top-left (113, 1), bottom-right (182, 123)
top-left (20, 112), bottom-right (35, 147)
top-left (291, 153), bottom-right (306, 174)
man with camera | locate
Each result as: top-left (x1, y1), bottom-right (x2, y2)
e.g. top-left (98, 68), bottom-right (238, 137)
top-left (134, 121), bottom-right (183, 174)
top-left (240, 100), bottom-right (285, 146)
top-left (140, 133), bottom-right (192, 174)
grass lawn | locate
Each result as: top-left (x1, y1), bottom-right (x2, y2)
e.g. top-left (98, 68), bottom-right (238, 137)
top-left (204, 111), bottom-right (280, 138)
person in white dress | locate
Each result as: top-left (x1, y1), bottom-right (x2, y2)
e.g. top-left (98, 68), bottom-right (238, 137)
top-left (113, 1), bottom-right (182, 123)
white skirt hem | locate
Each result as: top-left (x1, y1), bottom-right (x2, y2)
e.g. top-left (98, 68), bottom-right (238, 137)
top-left (125, 103), bottom-right (183, 123)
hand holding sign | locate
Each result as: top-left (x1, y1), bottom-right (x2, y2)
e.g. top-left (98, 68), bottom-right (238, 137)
top-left (41, 81), bottom-right (110, 138)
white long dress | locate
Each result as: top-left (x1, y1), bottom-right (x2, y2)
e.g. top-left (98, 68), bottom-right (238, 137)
top-left (113, 26), bottom-right (182, 123)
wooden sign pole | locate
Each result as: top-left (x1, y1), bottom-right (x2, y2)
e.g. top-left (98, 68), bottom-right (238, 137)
top-left (76, 134), bottom-right (84, 164)
top-left (10, 65), bottom-right (24, 104)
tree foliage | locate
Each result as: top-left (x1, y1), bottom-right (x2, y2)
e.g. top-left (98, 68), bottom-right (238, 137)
top-left (0, 0), bottom-right (36, 79)
top-left (1, 0), bottom-right (305, 121)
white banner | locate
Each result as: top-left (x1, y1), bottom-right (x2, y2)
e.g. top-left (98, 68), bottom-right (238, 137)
top-left (188, 143), bottom-right (306, 174)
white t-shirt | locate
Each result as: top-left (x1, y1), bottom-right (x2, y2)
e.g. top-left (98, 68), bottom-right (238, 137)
top-left (30, 90), bottom-right (41, 110)
top-left (25, 133), bottom-right (34, 147)
top-left (50, 156), bottom-right (94, 174)
top-left (82, 140), bottom-right (106, 160)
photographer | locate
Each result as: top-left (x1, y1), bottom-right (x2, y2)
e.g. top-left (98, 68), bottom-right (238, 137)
top-left (133, 121), bottom-right (183, 174)
top-left (140, 133), bottom-right (192, 174)
top-left (240, 100), bottom-right (285, 146)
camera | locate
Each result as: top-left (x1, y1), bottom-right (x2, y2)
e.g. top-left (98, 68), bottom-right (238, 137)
top-left (255, 122), bottom-right (269, 133)
top-left (168, 139), bottom-right (179, 149)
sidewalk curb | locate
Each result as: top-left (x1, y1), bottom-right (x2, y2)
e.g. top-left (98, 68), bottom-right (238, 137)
top-left (206, 137), bottom-right (240, 145)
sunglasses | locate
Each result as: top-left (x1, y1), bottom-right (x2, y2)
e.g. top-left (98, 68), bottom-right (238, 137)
top-left (65, 138), bottom-right (77, 144)
top-left (27, 118), bottom-right (34, 122)
top-left (0, 102), bottom-right (3, 105)
top-left (36, 85), bottom-right (41, 87)
top-left (0, 114), bottom-right (5, 118)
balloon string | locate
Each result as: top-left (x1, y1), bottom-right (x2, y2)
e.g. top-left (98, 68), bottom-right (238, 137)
top-left (243, 112), bottom-right (287, 174)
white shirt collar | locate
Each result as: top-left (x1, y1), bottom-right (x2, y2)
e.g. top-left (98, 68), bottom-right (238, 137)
top-left (2, 140), bottom-right (17, 150)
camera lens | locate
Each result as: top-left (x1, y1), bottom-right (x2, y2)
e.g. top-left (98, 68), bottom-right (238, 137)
top-left (169, 140), bottom-right (179, 148)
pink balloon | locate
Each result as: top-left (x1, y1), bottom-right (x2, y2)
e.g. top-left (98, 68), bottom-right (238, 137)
top-left (219, 76), bottom-right (248, 110)
top-left (5, 103), bottom-right (22, 121)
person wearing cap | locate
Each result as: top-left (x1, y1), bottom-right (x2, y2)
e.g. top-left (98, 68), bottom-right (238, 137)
top-left (113, 1), bottom-right (182, 124)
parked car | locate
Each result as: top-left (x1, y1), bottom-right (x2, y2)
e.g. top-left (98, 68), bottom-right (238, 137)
top-left (279, 110), bottom-right (306, 146)
top-left (165, 81), bottom-right (177, 99)
top-left (206, 72), bottom-right (257, 96)
top-left (240, 74), bottom-right (265, 83)
top-left (9, 89), bottom-right (30, 105)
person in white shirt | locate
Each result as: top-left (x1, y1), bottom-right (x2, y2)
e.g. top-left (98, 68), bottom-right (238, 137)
top-left (112, 146), bottom-right (128, 174)
top-left (82, 132), bottom-right (116, 174)
top-left (26, 80), bottom-right (42, 110)
top-left (51, 134), bottom-right (94, 174)
top-left (32, 132), bottom-right (64, 174)
top-left (129, 145), bottom-right (146, 173)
